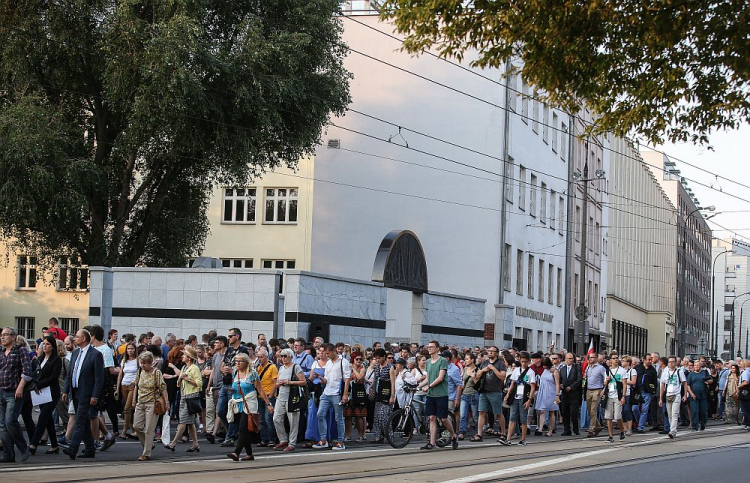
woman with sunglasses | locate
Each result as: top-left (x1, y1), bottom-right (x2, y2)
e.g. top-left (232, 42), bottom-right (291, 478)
top-left (344, 352), bottom-right (368, 442)
top-left (368, 348), bottom-right (396, 444)
top-left (164, 347), bottom-right (202, 452)
top-left (272, 348), bottom-right (307, 452)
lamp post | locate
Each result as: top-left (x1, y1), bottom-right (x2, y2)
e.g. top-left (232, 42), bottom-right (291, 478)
top-left (572, 161), bottom-right (605, 357)
top-left (738, 298), bottom-right (750, 358)
top-left (679, 205), bottom-right (714, 357)
top-left (711, 248), bottom-right (731, 356)
top-left (730, 291), bottom-right (750, 357)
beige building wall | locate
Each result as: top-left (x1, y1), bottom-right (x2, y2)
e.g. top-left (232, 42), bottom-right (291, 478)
top-left (0, 241), bottom-right (88, 342)
top-left (606, 137), bottom-right (677, 354)
top-left (199, 156), bottom-right (315, 269)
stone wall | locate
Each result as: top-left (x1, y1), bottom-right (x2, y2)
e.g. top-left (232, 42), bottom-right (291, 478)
top-left (417, 292), bottom-right (486, 348)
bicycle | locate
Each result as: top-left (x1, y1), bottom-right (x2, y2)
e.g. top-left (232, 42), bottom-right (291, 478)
top-left (385, 383), bottom-right (456, 449)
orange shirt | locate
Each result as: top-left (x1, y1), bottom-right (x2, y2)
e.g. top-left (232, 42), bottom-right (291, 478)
top-left (256, 361), bottom-right (278, 397)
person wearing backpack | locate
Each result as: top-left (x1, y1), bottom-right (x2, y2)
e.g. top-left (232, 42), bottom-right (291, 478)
top-left (500, 351), bottom-right (536, 446)
top-left (659, 356), bottom-right (687, 439)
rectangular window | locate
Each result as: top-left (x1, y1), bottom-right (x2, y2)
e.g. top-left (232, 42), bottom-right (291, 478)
top-left (542, 105), bottom-right (549, 143)
top-left (261, 259), bottom-right (296, 269)
top-left (505, 157), bottom-right (514, 204)
top-left (595, 222), bottom-right (601, 254)
top-left (538, 259), bottom-right (544, 302)
top-left (16, 256), bottom-right (37, 290)
top-left (557, 268), bottom-right (563, 306)
top-left (57, 257), bottom-right (89, 292)
top-left (518, 166), bottom-right (526, 211)
top-left (550, 191), bottom-right (556, 230)
top-left (558, 196), bottom-right (565, 234)
top-left (516, 250), bottom-right (524, 295)
top-left (528, 254), bottom-right (535, 299)
top-left (532, 91), bottom-right (540, 133)
top-left (521, 82), bottom-right (529, 122)
top-left (575, 206), bottom-right (581, 240)
top-left (59, 318), bottom-right (79, 335)
top-left (574, 274), bottom-right (579, 308)
top-left (560, 122), bottom-right (567, 161)
top-left (222, 188), bottom-right (256, 224)
top-left (540, 182), bottom-right (547, 223)
top-left (530, 174), bottom-right (538, 217)
top-left (221, 259), bottom-right (254, 269)
top-left (537, 330), bottom-right (544, 352)
top-left (508, 71), bottom-right (517, 112)
top-left (503, 244), bottom-right (512, 292)
top-left (548, 264), bottom-right (554, 305)
top-left (551, 112), bottom-right (559, 152)
top-left (15, 317), bottom-right (34, 341)
top-left (264, 188), bottom-right (298, 224)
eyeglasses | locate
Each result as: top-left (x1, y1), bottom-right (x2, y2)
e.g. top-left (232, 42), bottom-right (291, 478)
top-left (355, 358), bottom-right (362, 361)
top-left (0, 333), bottom-right (12, 337)
top-left (228, 334), bottom-right (238, 338)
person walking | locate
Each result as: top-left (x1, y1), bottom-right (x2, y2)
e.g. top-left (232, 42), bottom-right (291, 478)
top-left (739, 360), bottom-right (750, 429)
top-left (0, 327), bottom-right (34, 462)
top-left (686, 360), bottom-right (713, 431)
top-left (559, 352), bottom-right (582, 436)
top-left (225, 353), bottom-right (273, 461)
top-left (272, 348), bottom-right (306, 452)
top-left (419, 341), bottom-right (458, 451)
top-left (132, 351), bottom-right (167, 461)
top-left (723, 363), bottom-right (740, 424)
top-left (28, 336), bottom-right (62, 455)
top-left (115, 342), bottom-right (139, 439)
top-left (534, 357), bottom-right (560, 437)
top-left (659, 356), bottom-right (687, 439)
top-left (584, 352), bottom-right (607, 437)
top-left (164, 346), bottom-right (202, 452)
top-left (369, 348), bottom-right (395, 444)
top-left (458, 352), bottom-right (479, 440)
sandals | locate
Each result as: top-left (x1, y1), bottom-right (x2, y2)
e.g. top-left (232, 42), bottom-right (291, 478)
top-left (457, 434), bottom-right (465, 441)
top-left (469, 435), bottom-right (483, 442)
top-left (241, 455), bottom-right (254, 461)
top-left (420, 443), bottom-right (435, 450)
top-left (226, 452), bottom-right (239, 461)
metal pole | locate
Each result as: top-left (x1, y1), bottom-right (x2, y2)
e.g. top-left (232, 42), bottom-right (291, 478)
top-left (739, 305), bottom-right (743, 358)
top-left (679, 219), bottom-right (687, 357)
top-left (498, 59), bottom-right (511, 309)
top-left (577, 161), bottom-right (590, 358)
top-left (563, 115), bottom-right (575, 353)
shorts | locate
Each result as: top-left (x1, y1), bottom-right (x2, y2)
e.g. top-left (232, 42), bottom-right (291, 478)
top-left (478, 392), bottom-right (504, 414)
top-left (425, 396), bottom-right (449, 419)
top-left (343, 405), bottom-right (367, 418)
top-left (621, 398), bottom-right (633, 422)
top-left (604, 397), bottom-right (623, 421)
top-left (509, 398), bottom-right (525, 426)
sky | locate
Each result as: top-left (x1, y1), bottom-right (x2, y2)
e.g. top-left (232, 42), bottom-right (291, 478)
top-left (643, 123), bottom-right (750, 243)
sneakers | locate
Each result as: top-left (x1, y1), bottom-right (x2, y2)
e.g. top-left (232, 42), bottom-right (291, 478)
top-left (356, 436), bottom-right (366, 442)
top-left (499, 439), bottom-right (512, 446)
top-left (668, 432), bottom-right (675, 439)
top-left (625, 430), bottom-right (633, 436)
top-left (620, 432), bottom-right (626, 440)
top-left (313, 440), bottom-right (329, 449)
top-left (343, 437), bottom-right (351, 442)
top-left (420, 443), bottom-right (435, 450)
top-left (517, 440), bottom-right (527, 446)
top-left (332, 442), bottom-right (345, 451)
top-left (220, 439), bottom-right (235, 447)
top-left (606, 436), bottom-right (614, 443)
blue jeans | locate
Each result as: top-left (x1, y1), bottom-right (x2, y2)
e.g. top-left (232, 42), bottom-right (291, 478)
top-left (717, 393), bottom-right (725, 419)
top-left (259, 396), bottom-right (277, 443)
top-left (412, 394), bottom-right (426, 428)
top-left (317, 393), bottom-right (344, 443)
top-left (0, 390), bottom-right (27, 460)
top-left (662, 400), bottom-right (670, 432)
top-left (636, 392), bottom-right (652, 430)
top-left (459, 393), bottom-right (479, 434)
top-left (218, 385), bottom-right (238, 440)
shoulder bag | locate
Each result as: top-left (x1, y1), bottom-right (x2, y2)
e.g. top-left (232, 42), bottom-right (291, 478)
top-left (153, 371), bottom-right (167, 416)
top-left (236, 372), bottom-right (260, 432)
top-left (288, 365), bottom-right (308, 412)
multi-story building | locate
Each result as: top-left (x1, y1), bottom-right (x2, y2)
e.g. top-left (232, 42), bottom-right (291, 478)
top-left (642, 151), bottom-right (712, 356)
top-left (605, 139), bottom-right (677, 356)
top-left (712, 238), bottom-right (750, 360)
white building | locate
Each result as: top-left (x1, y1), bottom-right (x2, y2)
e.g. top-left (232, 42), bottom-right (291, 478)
top-left (712, 238), bottom-right (750, 360)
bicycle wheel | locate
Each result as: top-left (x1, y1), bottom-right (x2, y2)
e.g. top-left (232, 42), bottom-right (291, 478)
top-left (386, 409), bottom-right (415, 449)
top-left (436, 411), bottom-right (457, 447)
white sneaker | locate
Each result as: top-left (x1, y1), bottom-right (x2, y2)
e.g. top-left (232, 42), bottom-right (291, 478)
top-left (332, 442), bottom-right (345, 451)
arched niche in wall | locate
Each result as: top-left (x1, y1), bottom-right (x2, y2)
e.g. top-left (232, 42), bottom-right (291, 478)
top-left (372, 230), bottom-right (428, 293)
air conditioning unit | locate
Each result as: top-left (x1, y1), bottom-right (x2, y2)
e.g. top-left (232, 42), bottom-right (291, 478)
top-left (327, 139), bottom-right (340, 149)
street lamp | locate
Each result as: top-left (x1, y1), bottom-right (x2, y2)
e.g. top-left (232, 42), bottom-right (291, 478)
top-left (711, 248), bottom-right (732, 356)
top-left (731, 291), bottom-right (750, 357)
top-left (678, 205), bottom-right (715, 357)
top-left (738, 298), bottom-right (750, 358)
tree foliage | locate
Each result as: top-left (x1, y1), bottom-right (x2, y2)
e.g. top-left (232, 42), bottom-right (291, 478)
top-left (0, 0), bottom-right (350, 269)
top-left (381, 0), bottom-right (749, 145)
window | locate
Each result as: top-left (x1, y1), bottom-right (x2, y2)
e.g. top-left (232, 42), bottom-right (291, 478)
top-left (595, 222), bottom-right (601, 254)
top-left (530, 174), bottom-right (538, 217)
top-left (59, 318), bottom-right (79, 335)
top-left (221, 259), bottom-right (254, 269)
top-left (264, 188), bottom-right (298, 224)
top-left (516, 250), bottom-right (524, 295)
top-left (551, 112), bottom-right (559, 152)
top-left (537, 330), bottom-right (543, 351)
top-left (540, 182), bottom-right (547, 223)
top-left (261, 259), bottom-right (296, 269)
top-left (560, 122), bottom-right (567, 161)
top-left (16, 256), bottom-right (37, 290)
top-left (521, 82), bottom-right (529, 122)
top-left (558, 196), bottom-right (565, 234)
top-left (557, 268), bottom-right (563, 306)
top-left (528, 254), bottom-right (535, 299)
top-left (503, 244), bottom-right (512, 292)
top-left (532, 90), bottom-right (540, 133)
top-left (575, 206), bottom-right (581, 240)
top-left (548, 264), bottom-right (554, 305)
top-left (57, 257), bottom-right (88, 292)
top-left (15, 317), bottom-right (34, 341)
top-left (574, 274), bottom-right (579, 308)
top-left (550, 191), bottom-right (556, 230)
top-left (518, 166), bottom-right (526, 210)
top-left (538, 259), bottom-right (544, 302)
top-left (508, 72), bottom-right (517, 112)
top-left (505, 157), bottom-right (514, 204)
top-left (542, 105), bottom-right (549, 143)
top-left (222, 188), bottom-right (256, 223)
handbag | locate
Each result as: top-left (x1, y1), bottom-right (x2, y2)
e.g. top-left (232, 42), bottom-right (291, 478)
top-left (185, 394), bottom-right (202, 415)
top-left (152, 372), bottom-right (167, 416)
top-left (739, 385), bottom-right (750, 401)
top-left (288, 365), bottom-right (308, 412)
top-left (375, 379), bottom-right (392, 403)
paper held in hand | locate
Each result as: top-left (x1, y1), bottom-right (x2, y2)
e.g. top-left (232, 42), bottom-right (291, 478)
top-left (30, 386), bottom-right (53, 406)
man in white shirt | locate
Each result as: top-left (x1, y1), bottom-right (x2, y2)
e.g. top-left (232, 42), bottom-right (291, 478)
top-left (602, 352), bottom-right (628, 442)
top-left (659, 356), bottom-right (687, 439)
top-left (313, 343), bottom-right (351, 450)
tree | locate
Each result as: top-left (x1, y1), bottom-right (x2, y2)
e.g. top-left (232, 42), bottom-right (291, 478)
top-left (381, 0), bottom-right (749, 145)
top-left (0, 0), bottom-right (350, 271)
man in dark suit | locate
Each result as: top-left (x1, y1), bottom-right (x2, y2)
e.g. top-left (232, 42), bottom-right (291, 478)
top-left (61, 329), bottom-right (103, 460)
top-left (559, 352), bottom-right (583, 435)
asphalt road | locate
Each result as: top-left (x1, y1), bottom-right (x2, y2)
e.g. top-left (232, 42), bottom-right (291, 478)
top-left (1, 420), bottom-right (747, 482)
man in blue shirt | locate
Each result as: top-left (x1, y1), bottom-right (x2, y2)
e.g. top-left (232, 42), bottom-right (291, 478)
top-left (292, 339), bottom-right (314, 376)
top-left (443, 350), bottom-right (464, 416)
top-left (715, 360), bottom-right (730, 420)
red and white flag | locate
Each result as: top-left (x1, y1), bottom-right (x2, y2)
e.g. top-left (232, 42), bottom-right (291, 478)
top-left (581, 339), bottom-right (595, 373)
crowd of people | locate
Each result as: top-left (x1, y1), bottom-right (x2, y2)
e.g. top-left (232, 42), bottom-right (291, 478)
top-left (1, 319), bottom-right (750, 463)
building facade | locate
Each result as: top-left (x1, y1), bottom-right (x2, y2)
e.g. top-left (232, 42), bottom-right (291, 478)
top-left (711, 238), bottom-right (750, 360)
top-left (642, 151), bottom-right (712, 356)
top-left (605, 139), bottom-right (677, 357)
